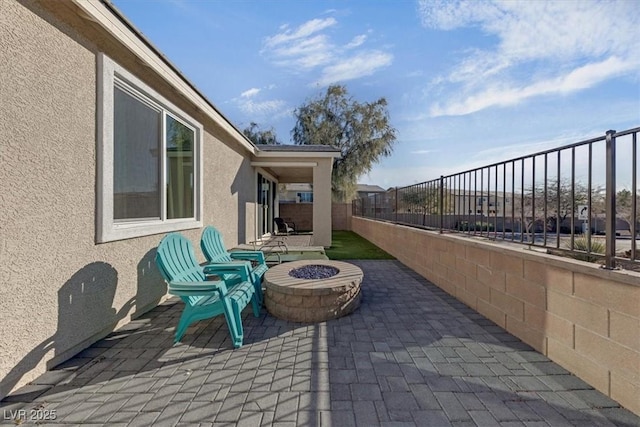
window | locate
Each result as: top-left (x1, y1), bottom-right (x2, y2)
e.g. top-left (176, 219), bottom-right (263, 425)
top-left (97, 54), bottom-right (202, 242)
top-left (297, 192), bottom-right (313, 203)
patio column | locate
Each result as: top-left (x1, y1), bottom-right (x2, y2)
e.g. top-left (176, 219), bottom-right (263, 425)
top-left (312, 158), bottom-right (333, 247)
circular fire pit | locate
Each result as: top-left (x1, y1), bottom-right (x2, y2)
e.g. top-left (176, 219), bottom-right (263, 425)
top-left (264, 260), bottom-right (363, 323)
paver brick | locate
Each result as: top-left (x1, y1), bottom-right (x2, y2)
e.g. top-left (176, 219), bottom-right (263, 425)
top-left (3, 260), bottom-right (639, 427)
top-left (127, 411), bottom-right (161, 427)
top-left (56, 401), bottom-right (101, 423)
top-left (350, 383), bottom-right (382, 401)
top-left (180, 400), bottom-right (220, 423)
top-left (329, 369), bottom-right (357, 384)
top-left (456, 392), bottom-right (486, 411)
top-left (412, 409), bottom-right (451, 426)
top-left (433, 391), bottom-right (472, 422)
top-left (461, 362), bottom-right (496, 377)
top-left (468, 409), bottom-right (501, 426)
top-left (215, 392), bottom-right (247, 422)
top-left (425, 375), bottom-right (461, 392)
top-left (382, 391), bottom-right (420, 411)
top-left (504, 399), bottom-right (543, 421)
top-left (525, 400), bottom-right (573, 426)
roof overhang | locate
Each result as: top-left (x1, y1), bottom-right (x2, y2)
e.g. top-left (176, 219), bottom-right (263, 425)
top-left (251, 162), bottom-right (317, 182)
top-left (253, 150), bottom-right (340, 159)
top-left (252, 162), bottom-right (318, 168)
top-left (251, 146), bottom-right (341, 183)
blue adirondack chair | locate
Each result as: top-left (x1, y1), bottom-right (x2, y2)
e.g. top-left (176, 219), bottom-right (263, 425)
top-left (200, 226), bottom-right (268, 304)
top-left (155, 233), bottom-right (260, 347)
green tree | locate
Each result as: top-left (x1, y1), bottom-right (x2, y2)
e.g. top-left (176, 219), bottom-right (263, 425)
top-left (291, 85), bottom-right (397, 201)
top-left (242, 122), bottom-right (280, 145)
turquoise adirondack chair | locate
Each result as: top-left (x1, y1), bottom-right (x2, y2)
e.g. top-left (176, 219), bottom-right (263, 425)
top-left (200, 226), bottom-right (268, 304)
top-left (155, 233), bottom-right (260, 347)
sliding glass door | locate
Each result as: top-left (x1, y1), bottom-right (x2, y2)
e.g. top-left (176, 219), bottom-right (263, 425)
top-left (257, 173), bottom-right (275, 237)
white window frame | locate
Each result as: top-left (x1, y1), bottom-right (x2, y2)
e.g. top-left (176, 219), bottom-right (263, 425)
top-left (97, 53), bottom-right (203, 243)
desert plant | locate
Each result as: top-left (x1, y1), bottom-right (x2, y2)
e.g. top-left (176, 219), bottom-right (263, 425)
top-left (568, 236), bottom-right (605, 262)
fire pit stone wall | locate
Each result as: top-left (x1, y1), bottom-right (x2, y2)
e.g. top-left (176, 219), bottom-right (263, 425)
top-left (264, 260), bottom-right (363, 322)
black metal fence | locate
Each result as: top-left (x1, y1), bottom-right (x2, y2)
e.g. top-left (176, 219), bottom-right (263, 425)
top-left (353, 128), bottom-right (639, 269)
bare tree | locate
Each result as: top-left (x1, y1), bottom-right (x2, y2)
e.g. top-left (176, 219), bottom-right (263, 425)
top-left (547, 179), bottom-right (586, 225)
top-left (616, 189), bottom-right (639, 231)
top-left (519, 178), bottom-right (595, 239)
top-left (398, 184), bottom-right (451, 226)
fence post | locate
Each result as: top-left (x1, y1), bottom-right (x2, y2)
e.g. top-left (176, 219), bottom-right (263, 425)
top-left (605, 129), bottom-right (617, 269)
top-left (632, 132), bottom-right (637, 261)
top-left (395, 187), bottom-right (398, 223)
top-left (373, 195), bottom-right (377, 219)
top-left (439, 176), bottom-right (444, 233)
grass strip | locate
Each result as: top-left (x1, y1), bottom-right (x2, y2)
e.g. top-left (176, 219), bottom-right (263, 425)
top-left (326, 231), bottom-right (395, 260)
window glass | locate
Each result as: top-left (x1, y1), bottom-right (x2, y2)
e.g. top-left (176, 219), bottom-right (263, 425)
top-left (113, 86), bottom-right (161, 220)
top-left (297, 192), bottom-right (314, 203)
top-left (166, 115), bottom-right (195, 219)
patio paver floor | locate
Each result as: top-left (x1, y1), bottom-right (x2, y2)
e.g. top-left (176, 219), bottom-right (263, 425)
top-left (1, 260), bottom-right (638, 426)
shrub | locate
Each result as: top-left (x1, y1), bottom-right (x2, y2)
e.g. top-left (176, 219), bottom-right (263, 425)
top-left (455, 221), bottom-right (495, 232)
top-left (568, 236), bottom-right (605, 262)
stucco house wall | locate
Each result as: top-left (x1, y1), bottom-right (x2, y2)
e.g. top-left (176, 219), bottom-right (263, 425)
top-left (0, 0), bottom-right (256, 399)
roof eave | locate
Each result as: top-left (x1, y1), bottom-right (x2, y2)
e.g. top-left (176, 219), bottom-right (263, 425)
top-left (73, 0), bottom-right (258, 155)
top-left (254, 150), bottom-right (341, 159)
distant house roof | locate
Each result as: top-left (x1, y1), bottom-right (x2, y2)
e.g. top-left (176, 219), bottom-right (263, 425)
top-left (356, 184), bottom-right (386, 193)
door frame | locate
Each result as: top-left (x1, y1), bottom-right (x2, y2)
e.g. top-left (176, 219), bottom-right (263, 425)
top-left (256, 170), bottom-right (277, 239)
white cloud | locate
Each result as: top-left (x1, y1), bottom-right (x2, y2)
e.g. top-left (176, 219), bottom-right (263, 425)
top-left (262, 16), bottom-right (392, 85)
top-left (417, 0), bottom-right (640, 116)
top-left (315, 51), bottom-right (393, 86)
top-left (241, 88), bottom-right (261, 98)
top-left (430, 56), bottom-right (637, 116)
top-left (345, 34), bottom-right (367, 49)
top-left (237, 98), bottom-right (288, 116)
top-left (233, 84), bottom-right (290, 117)
top-left (265, 18), bottom-right (337, 47)
top-left (406, 70), bottom-right (425, 78)
top-left (268, 34), bottom-right (335, 69)
top-left (263, 18), bottom-right (337, 70)
top-left (419, 0), bottom-right (638, 62)
top-left (410, 149), bottom-right (436, 155)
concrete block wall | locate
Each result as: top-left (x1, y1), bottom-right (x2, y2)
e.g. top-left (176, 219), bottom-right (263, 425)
top-left (352, 217), bottom-right (640, 415)
top-left (279, 203), bottom-right (313, 231)
top-left (279, 202), bottom-right (353, 231)
top-left (331, 203), bottom-right (352, 231)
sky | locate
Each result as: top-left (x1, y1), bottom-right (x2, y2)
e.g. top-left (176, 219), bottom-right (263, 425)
top-left (112, 0), bottom-right (640, 188)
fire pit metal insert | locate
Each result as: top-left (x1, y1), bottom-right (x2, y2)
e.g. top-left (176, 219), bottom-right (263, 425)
top-left (288, 264), bottom-right (339, 279)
